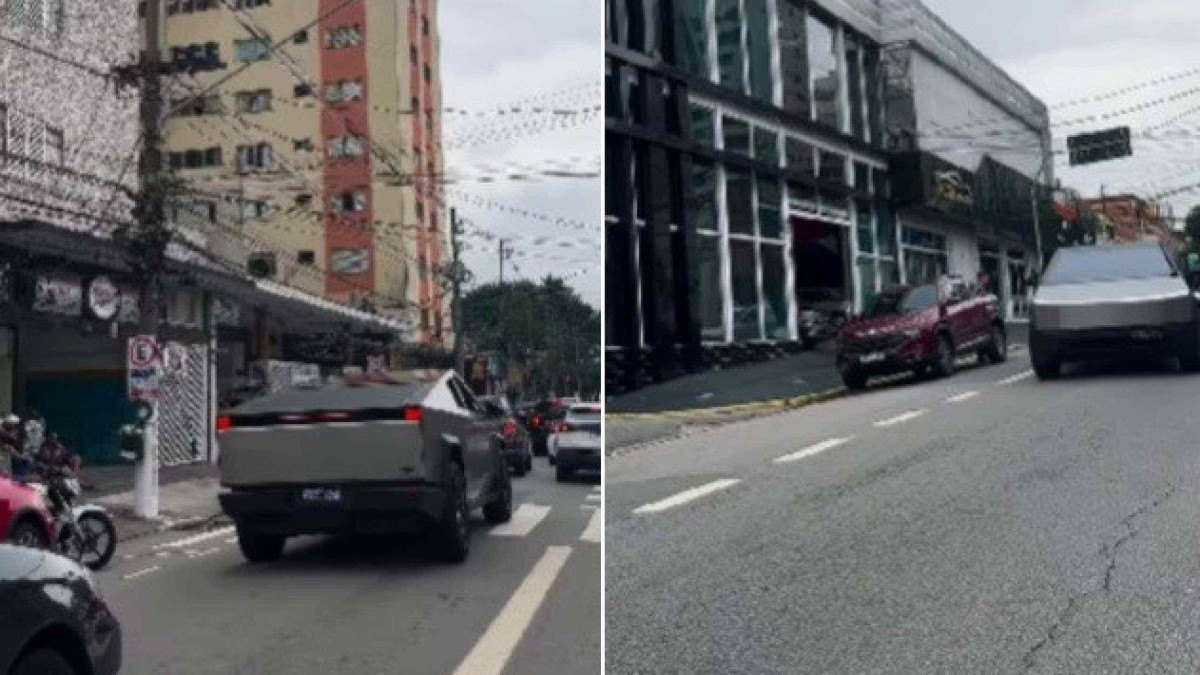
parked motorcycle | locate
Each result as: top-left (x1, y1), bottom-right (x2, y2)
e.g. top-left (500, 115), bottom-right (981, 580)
top-left (30, 466), bottom-right (117, 570)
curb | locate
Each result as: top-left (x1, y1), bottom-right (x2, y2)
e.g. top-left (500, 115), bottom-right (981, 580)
top-left (114, 510), bottom-right (228, 544)
top-left (607, 386), bottom-right (848, 424)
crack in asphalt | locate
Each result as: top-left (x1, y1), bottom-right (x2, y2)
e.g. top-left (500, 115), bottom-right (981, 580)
top-left (1021, 484), bottom-right (1177, 671)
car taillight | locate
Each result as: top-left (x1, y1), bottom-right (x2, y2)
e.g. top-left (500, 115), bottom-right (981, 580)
top-left (216, 415), bottom-right (233, 433)
top-left (503, 421), bottom-right (516, 437)
top-left (402, 406), bottom-right (423, 423)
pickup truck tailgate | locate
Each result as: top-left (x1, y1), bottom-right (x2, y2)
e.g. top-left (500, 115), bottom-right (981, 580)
top-left (220, 420), bottom-right (426, 486)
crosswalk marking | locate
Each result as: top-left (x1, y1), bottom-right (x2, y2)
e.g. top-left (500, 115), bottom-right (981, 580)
top-left (998, 369), bottom-right (1034, 385)
top-left (585, 493), bottom-right (600, 502)
top-left (633, 479), bottom-right (741, 515)
top-left (452, 546), bottom-right (573, 675)
top-left (489, 503), bottom-right (551, 537)
top-left (154, 526), bottom-right (236, 550)
top-left (580, 510), bottom-right (601, 543)
top-left (947, 391), bottom-right (980, 403)
top-left (774, 437), bottom-right (852, 464)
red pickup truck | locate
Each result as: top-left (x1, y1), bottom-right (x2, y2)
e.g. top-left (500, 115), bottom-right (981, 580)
top-left (835, 276), bottom-right (1007, 390)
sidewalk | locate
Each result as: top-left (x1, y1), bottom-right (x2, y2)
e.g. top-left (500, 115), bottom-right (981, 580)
top-left (606, 322), bottom-right (1030, 453)
top-left (84, 463), bottom-right (224, 542)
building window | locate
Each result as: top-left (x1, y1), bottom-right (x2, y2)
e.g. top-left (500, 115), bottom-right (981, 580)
top-left (235, 143), bottom-right (272, 171)
top-left (689, 104), bottom-right (714, 146)
top-left (786, 137), bottom-right (816, 178)
top-left (293, 138), bottom-right (313, 152)
top-left (325, 79), bottom-right (364, 103)
top-left (410, 44), bottom-right (418, 62)
top-left (325, 25), bottom-right (362, 49)
top-left (730, 239), bottom-right (759, 340)
top-left (807, 12), bottom-right (841, 129)
top-left (170, 42), bottom-right (221, 70)
top-left (234, 89), bottom-right (272, 114)
top-left (294, 83), bottom-right (313, 97)
top-left (423, 64), bottom-right (431, 83)
top-left (757, 177), bottom-right (782, 239)
top-left (746, 0), bottom-right (772, 101)
top-left (722, 116), bottom-right (750, 156)
top-left (753, 127), bottom-right (779, 167)
top-left (762, 244), bottom-right (788, 339)
top-left (297, 250), bottom-right (315, 265)
top-left (45, 126), bottom-right (63, 166)
top-left (778, 0), bottom-right (809, 117)
top-left (680, 0), bottom-right (708, 77)
top-left (331, 248), bottom-right (371, 275)
top-left (726, 167), bottom-right (753, 235)
top-left (234, 0), bottom-right (269, 8)
top-left (293, 29), bottom-right (308, 44)
top-left (171, 93), bottom-right (223, 116)
top-left (329, 190), bottom-right (367, 213)
top-left (864, 43), bottom-right (883, 144)
top-left (168, 146), bottom-right (222, 170)
top-left (240, 199), bottom-right (271, 221)
top-left (846, 33), bottom-right (866, 140)
top-left (818, 149), bottom-right (846, 186)
top-left (421, 15), bottom-right (429, 35)
top-left (714, 0), bottom-right (744, 92)
top-left (327, 134), bottom-right (365, 158)
top-left (902, 227), bottom-right (949, 284)
top-left (234, 37), bottom-right (271, 62)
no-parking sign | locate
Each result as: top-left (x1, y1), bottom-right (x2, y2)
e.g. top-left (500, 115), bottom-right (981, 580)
top-left (128, 335), bottom-right (162, 401)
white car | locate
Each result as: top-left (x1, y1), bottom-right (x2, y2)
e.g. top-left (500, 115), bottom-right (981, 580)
top-left (552, 403), bottom-right (601, 482)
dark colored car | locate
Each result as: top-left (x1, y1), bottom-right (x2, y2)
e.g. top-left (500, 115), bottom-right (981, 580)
top-left (526, 399), bottom-right (568, 457)
top-left (480, 395), bottom-right (533, 476)
top-left (0, 544), bottom-right (122, 675)
top-left (836, 276), bottom-right (1006, 390)
top-left (1030, 241), bottom-right (1200, 378)
top-left (1, 476), bottom-right (55, 549)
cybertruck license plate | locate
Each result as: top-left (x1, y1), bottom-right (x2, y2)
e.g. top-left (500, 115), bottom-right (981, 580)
top-left (300, 487), bottom-right (342, 504)
top-left (860, 352), bottom-right (886, 364)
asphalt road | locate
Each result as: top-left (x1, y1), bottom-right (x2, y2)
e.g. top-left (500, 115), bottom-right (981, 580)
top-left (95, 462), bottom-right (600, 675)
top-left (607, 348), bottom-right (1200, 673)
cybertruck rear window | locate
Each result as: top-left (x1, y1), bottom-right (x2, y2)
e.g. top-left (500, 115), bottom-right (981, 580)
top-left (1042, 245), bottom-right (1175, 285)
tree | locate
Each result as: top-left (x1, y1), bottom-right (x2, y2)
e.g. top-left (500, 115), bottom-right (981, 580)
top-left (1184, 205), bottom-right (1200, 252)
top-left (461, 277), bottom-right (600, 400)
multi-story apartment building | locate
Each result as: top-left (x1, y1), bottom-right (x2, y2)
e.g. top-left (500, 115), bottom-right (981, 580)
top-left (1078, 194), bottom-right (1163, 243)
top-left (161, 0), bottom-right (450, 345)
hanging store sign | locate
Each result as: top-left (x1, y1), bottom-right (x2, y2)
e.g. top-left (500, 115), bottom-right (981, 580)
top-left (86, 276), bottom-right (121, 321)
top-left (32, 275), bottom-right (82, 316)
top-left (118, 287), bottom-right (141, 324)
top-left (213, 297), bottom-right (242, 327)
top-left (127, 335), bottom-right (162, 401)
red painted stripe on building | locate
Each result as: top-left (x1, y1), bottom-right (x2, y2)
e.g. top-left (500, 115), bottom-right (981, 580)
top-left (320, 0), bottom-right (374, 302)
top-left (410, 0), bottom-right (431, 342)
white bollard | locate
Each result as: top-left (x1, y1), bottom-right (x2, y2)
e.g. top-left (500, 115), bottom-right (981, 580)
top-left (133, 409), bottom-right (160, 519)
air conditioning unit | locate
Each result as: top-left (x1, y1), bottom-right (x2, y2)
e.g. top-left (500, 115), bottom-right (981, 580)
top-left (247, 252), bottom-right (277, 279)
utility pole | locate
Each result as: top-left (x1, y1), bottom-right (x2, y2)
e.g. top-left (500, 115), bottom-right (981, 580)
top-left (449, 207), bottom-right (464, 373)
top-left (498, 238), bottom-right (509, 284)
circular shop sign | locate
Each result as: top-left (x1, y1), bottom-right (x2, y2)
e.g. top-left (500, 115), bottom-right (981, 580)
top-left (87, 276), bottom-right (121, 321)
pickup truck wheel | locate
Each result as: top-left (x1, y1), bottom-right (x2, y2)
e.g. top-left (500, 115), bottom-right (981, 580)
top-left (237, 528), bottom-right (284, 563)
top-left (983, 325), bottom-right (1007, 364)
top-left (483, 474), bottom-right (513, 524)
top-left (1033, 359), bottom-right (1061, 380)
top-left (11, 649), bottom-right (74, 675)
top-left (436, 465), bottom-right (470, 563)
top-left (932, 334), bottom-right (955, 377)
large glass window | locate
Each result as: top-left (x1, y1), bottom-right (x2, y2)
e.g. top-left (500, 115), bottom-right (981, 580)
top-left (855, 199), bottom-right (874, 254)
top-left (807, 13), bottom-right (841, 129)
top-left (690, 104), bottom-right (715, 146)
top-left (879, 259), bottom-right (899, 289)
top-left (626, 0), bottom-right (646, 52)
top-left (746, 0), bottom-right (773, 101)
top-left (731, 239), bottom-right (760, 340)
top-left (777, 0), bottom-right (809, 117)
top-left (786, 137), bottom-right (816, 177)
top-left (758, 178), bottom-right (783, 239)
top-left (695, 234), bottom-right (725, 341)
top-left (680, 0), bottom-right (709, 77)
top-left (723, 116), bottom-right (751, 155)
top-left (715, 0), bottom-right (744, 92)
top-left (688, 159), bottom-right (718, 232)
top-left (818, 150), bottom-right (846, 185)
top-left (875, 201), bottom-right (896, 256)
top-left (762, 245), bottom-right (789, 339)
top-left (902, 227), bottom-right (949, 284)
top-left (753, 127), bottom-right (779, 166)
top-left (858, 259), bottom-right (878, 310)
top-left (863, 43), bottom-right (883, 144)
top-left (726, 168), bottom-right (753, 235)
top-left (846, 34), bottom-right (866, 140)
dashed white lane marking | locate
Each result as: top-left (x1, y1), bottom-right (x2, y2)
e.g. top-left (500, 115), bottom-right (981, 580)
top-left (580, 504), bottom-right (598, 511)
top-left (697, 392), bottom-right (715, 401)
top-left (489, 504), bottom-right (551, 537)
top-left (774, 437), bottom-right (853, 464)
top-left (579, 509), bottom-right (601, 543)
top-left (873, 410), bottom-right (928, 428)
top-left (947, 391), bottom-right (980, 403)
top-left (585, 493), bottom-right (600, 502)
top-left (185, 546), bottom-right (221, 559)
top-left (123, 565), bottom-right (161, 580)
top-left (452, 546), bottom-right (573, 675)
top-left (155, 525), bottom-right (236, 550)
top-left (998, 369), bottom-right (1034, 385)
top-left (633, 479), bottom-right (741, 515)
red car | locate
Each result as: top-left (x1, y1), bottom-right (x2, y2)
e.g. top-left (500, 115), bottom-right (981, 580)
top-left (836, 276), bottom-right (1007, 390)
top-left (0, 476), bottom-right (55, 548)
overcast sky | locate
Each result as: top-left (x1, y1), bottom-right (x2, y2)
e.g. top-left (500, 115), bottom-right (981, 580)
top-left (438, 0), bottom-right (602, 306)
top-left (922, 0), bottom-right (1200, 221)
